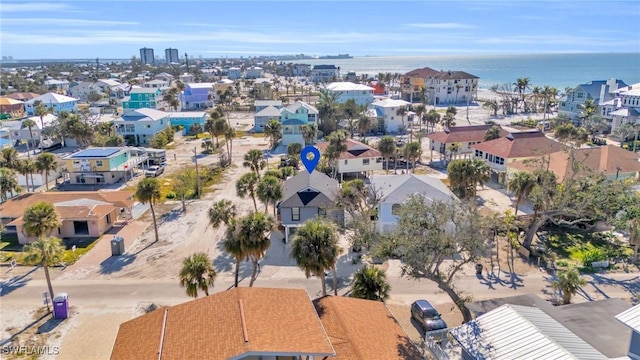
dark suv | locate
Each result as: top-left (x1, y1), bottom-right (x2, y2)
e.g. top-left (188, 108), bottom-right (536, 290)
top-left (411, 300), bottom-right (447, 332)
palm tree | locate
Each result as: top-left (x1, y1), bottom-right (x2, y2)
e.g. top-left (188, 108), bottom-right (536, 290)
top-left (224, 126), bottom-right (236, 163)
top-left (402, 141), bottom-right (421, 173)
top-left (236, 172), bottom-right (259, 211)
top-left (514, 77), bottom-right (531, 112)
top-left (257, 175), bottom-right (283, 216)
top-left (22, 201), bottom-right (64, 301)
top-left (357, 114), bottom-right (373, 142)
top-left (468, 158), bottom-right (491, 199)
top-left (291, 218), bottom-right (341, 296)
top-left (325, 130), bottom-right (348, 179)
top-left (208, 199), bottom-right (237, 227)
top-left (243, 149), bottom-right (266, 178)
top-left (442, 112), bottom-right (456, 130)
top-left (224, 218), bottom-right (247, 287)
top-left (377, 136), bottom-right (396, 174)
top-left (425, 109), bottom-right (441, 133)
top-left (552, 268), bottom-right (586, 304)
top-left (33, 100), bottom-right (51, 129)
top-left (507, 171), bottom-right (537, 215)
top-left (396, 106), bottom-right (408, 134)
top-left (263, 119), bottom-right (282, 149)
top-left (351, 265), bottom-right (390, 301)
top-left (179, 252), bottom-right (216, 298)
top-left (628, 217), bottom-right (640, 264)
top-left (484, 125), bottom-right (501, 141)
top-left (0, 167), bottom-right (20, 201)
top-left (17, 159), bottom-right (36, 192)
top-left (237, 211), bottom-right (275, 286)
top-left (300, 123), bottom-right (318, 145)
top-left (136, 178), bottom-right (161, 242)
top-left (1, 147), bottom-right (19, 169)
top-left (34, 152), bottom-right (57, 190)
top-left (21, 119), bottom-right (38, 155)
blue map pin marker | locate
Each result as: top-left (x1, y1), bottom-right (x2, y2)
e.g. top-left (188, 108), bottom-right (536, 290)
top-left (300, 145), bottom-right (320, 173)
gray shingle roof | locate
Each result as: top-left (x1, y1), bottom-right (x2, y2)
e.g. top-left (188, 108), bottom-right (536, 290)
top-left (370, 174), bottom-right (457, 204)
top-left (280, 171), bottom-right (338, 207)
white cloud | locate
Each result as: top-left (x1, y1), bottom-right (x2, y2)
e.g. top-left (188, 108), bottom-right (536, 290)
top-left (405, 22), bottom-right (476, 29)
top-left (0, 2), bottom-right (75, 12)
top-left (476, 34), bottom-right (637, 47)
top-left (2, 18), bottom-right (139, 26)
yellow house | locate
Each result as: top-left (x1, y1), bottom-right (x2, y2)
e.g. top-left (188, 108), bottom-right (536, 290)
top-left (63, 147), bottom-right (147, 185)
top-left (0, 191), bottom-right (134, 244)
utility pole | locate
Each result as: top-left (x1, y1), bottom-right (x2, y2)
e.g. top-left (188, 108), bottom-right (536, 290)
top-left (185, 53), bottom-right (189, 74)
top-left (193, 147), bottom-right (200, 197)
top-left (96, 57), bottom-right (99, 78)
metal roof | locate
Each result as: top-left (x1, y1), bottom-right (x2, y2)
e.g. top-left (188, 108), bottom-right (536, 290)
top-left (616, 304), bottom-right (640, 332)
top-left (450, 304), bottom-right (607, 360)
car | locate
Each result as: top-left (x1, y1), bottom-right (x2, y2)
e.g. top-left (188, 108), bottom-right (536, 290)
top-left (411, 300), bottom-right (447, 332)
top-left (145, 165), bottom-right (165, 177)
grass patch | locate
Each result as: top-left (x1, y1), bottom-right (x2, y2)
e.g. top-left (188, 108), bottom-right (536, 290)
top-left (542, 229), bottom-right (633, 270)
top-left (1, 236), bottom-right (99, 265)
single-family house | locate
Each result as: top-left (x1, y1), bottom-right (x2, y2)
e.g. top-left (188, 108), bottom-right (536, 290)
top-left (0, 191), bottom-right (134, 244)
top-left (113, 108), bottom-right (171, 145)
top-left (245, 66), bottom-right (263, 79)
top-left (3, 113), bottom-right (58, 147)
top-left (180, 83), bottom-right (213, 110)
top-left (559, 78), bottom-right (627, 121)
top-left (370, 174), bottom-right (458, 232)
top-left (0, 97), bottom-right (24, 115)
top-left (311, 65), bottom-right (340, 83)
top-left (278, 171), bottom-right (342, 242)
top-left (109, 83), bottom-right (132, 100)
top-left (325, 82), bottom-right (374, 106)
top-left (110, 288), bottom-right (337, 360)
top-left (316, 139), bottom-right (382, 180)
top-left (292, 63), bottom-right (311, 77)
top-left (471, 130), bottom-right (565, 182)
top-left (616, 304), bottom-right (640, 360)
top-left (154, 72), bottom-right (174, 82)
top-left (611, 107), bottom-right (640, 133)
top-left (213, 78), bottom-right (234, 95)
top-left (168, 112), bottom-right (207, 134)
top-left (6, 92), bottom-right (40, 102)
top-left (368, 98), bottom-right (412, 133)
top-left (280, 101), bottom-right (319, 145)
top-left (426, 124), bottom-right (506, 161)
top-left (227, 67), bottom-right (242, 80)
top-left (68, 81), bottom-right (102, 102)
top-left (122, 87), bottom-right (162, 110)
top-left (255, 99), bottom-right (283, 112)
top-left (253, 105), bottom-right (282, 131)
top-left (178, 73), bottom-right (194, 83)
top-left (44, 79), bottom-right (70, 92)
top-left (62, 147), bottom-right (149, 185)
top-left (401, 67), bottom-right (479, 104)
top-left (143, 79), bottom-right (169, 88)
top-left (95, 79), bottom-right (122, 93)
top-left (24, 92), bottom-right (78, 115)
top-left (313, 296), bottom-right (421, 359)
top-left (509, 144), bottom-right (640, 182)
top-left (450, 304), bottom-right (609, 360)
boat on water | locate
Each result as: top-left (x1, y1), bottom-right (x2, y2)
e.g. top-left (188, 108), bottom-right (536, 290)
top-left (318, 54), bottom-right (353, 59)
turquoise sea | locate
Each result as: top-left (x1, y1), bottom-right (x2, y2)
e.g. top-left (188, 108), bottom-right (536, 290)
top-left (298, 53), bottom-right (640, 90)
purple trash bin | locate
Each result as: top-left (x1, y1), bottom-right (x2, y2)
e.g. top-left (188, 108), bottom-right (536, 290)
top-left (53, 293), bottom-right (69, 319)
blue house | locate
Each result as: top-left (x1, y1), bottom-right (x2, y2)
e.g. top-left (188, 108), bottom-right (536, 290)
top-left (24, 93), bottom-right (78, 115)
top-left (169, 112), bottom-right (207, 134)
top-left (180, 83), bottom-right (214, 110)
top-left (122, 88), bottom-right (162, 110)
top-left (559, 78), bottom-right (627, 121)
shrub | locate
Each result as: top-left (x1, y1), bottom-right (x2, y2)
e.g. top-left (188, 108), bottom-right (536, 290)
top-left (165, 191), bottom-right (176, 199)
top-left (569, 243), bottom-right (606, 266)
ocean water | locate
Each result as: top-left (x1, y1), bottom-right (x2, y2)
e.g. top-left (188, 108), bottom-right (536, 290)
top-left (298, 53), bottom-right (640, 91)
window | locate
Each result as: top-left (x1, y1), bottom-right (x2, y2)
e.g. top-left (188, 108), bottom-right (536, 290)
top-left (344, 160), bottom-right (348, 165)
top-left (376, 157), bottom-right (383, 163)
top-left (391, 203), bottom-right (402, 216)
top-left (95, 160), bottom-right (103, 167)
top-left (292, 207), bottom-right (300, 221)
top-left (475, 150), bottom-right (483, 157)
top-left (363, 159), bottom-right (370, 165)
top-left (106, 214), bottom-right (111, 224)
top-left (318, 208), bottom-right (326, 218)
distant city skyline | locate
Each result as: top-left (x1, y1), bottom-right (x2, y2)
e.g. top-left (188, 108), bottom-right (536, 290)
top-left (0, 1), bottom-right (639, 59)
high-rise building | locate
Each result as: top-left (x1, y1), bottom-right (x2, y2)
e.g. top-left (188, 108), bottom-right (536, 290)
top-left (140, 47), bottom-right (155, 65)
top-left (165, 48), bottom-right (179, 64)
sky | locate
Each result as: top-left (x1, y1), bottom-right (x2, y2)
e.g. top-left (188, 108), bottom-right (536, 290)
top-left (0, 0), bottom-right (639, 59)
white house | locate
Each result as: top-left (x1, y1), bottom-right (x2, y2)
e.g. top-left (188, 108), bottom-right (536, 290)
top-left (368, 98), bottom-right (411, 133)
top-left (325, 82), bottom-right (374, 106)
top-left (143, 79), bottom-right (170, 88)
top-left (154, 72), bottom-right (174, 82)
top-left (315, 138), bottom-right (382, 180)
top-left (292, 64), bottom-right (311, 77)
top-left (227, 67), bottom-right (242, 80)
top-left (311, 65), bottom-right (339, 83)
top-left (95, 79), bottom-right (122, 93)
top-left (245, 66), bottom-right (263, 79)
top-left (113, 108), bottom-right (171, 146)
top-left (400, 67), bottom-right (479, 104)
top-left (370, 174), bottom-right (458, 232)
top-left (44, 79), bottom-right (70, 91)
top-left (24, 93), bottom-right (79, 115)
top-left (68, 82), bottom-right (102, 102)
top-left (610, 82), bottom-right (640, 133)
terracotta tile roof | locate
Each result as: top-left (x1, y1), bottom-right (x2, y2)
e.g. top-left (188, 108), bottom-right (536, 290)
top-left (471, 131), bottom-right (566, 159)
top-left (316, 139), bottom-right (381, 160)
top-left (426, 124), bottom-right (507, 144)
top-left (510, 145), bottom-right (640, 182)
top-left (402, 67), bottom-right (440, 78)
top-left (314, 296), bottom-right (422, 359)
top-left (5, 92), bottom-right (41, 101)
top-left (0, 191), bottom-right (133, 220)
top-left (111, 288), bottom-right (335, 360)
